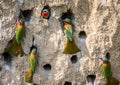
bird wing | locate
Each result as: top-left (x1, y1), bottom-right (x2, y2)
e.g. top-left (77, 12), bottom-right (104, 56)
top-left (64, 24), bottom-right (73, 41)
top-left (16, 26), bottom-right (26, 44)
top-left (30, 55), bottom-right (37, 73)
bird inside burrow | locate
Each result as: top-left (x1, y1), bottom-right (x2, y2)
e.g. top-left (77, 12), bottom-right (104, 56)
top-left (41, 5), bottom-right (51, 20)
top-left (59, 9), bottom-right (80, 54)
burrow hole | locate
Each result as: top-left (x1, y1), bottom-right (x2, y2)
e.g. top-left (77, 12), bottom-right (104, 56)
top-left (106, 52), bottom-right (110, 60)
top-left (19, 9), bottom-right (33, 22)
top-left (60, 9), bottom-right (75, 28)
top-left (78, 31), bottom-right (87, 49)
top-left (60, 9), bottom-right (74, 20)
top-left (33, 84), bottom-right (38, 85)
top-left (2, 38), bottom-right (14, 68)
top-left (79, 31), bottom-right (87, 39)
top-left (2, 52), bottom-right (12, 69)
top-left (43, 64), bottom-right (51, 71)
top-left (87, 74), bottom-right (96, 84)
top-left (41, 5), bottom-right (51, 19)
top-left (71, 55), bottom-right (78, 64)
top-left (0, 67), bottom-right (2, 72)
top-left (64, 81), bottom-right (72, 85)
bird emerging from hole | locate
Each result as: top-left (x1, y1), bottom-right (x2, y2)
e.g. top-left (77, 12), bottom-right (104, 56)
top-left (4, 18), bottom-right (26, 57)
top-left (41, 5), bottom-right (51, 19)
top-left (61, 18), bottom-right (80, 54)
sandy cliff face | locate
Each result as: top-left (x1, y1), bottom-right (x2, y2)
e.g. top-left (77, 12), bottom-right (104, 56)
top-left (0, 0), bottom-right (120, 85)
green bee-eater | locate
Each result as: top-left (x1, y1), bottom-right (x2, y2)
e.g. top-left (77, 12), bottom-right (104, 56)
top-left (62, 18), bottom-right (80, 54)
top-left (4, 18), bottom-right (25, 57)
top-left (15, 18), bottom-right (26, 45)
top-left (30, 47), bottom-right (38, 73)
top-left (101, 57), bottom-right (111, 85)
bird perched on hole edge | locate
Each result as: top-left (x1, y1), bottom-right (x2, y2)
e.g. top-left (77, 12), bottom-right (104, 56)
top-left (62, 18), bottom-right (80, 54)
top-left (41, 5), bottom-right (51, 19)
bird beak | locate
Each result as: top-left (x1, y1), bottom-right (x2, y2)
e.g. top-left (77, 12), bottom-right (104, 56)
top-left (99, 58), bottom-right (103, 61)
top-left (16, 20), bottom-right (19, 24)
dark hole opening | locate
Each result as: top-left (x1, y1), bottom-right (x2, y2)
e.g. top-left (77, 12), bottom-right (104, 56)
top-left (2, 52), bottom-right (12, 68)
top-left (33, 84), bottom-right (38, 85)
top-left (59, 9), bottom-right (75, 32)
top-left (79, 31), bottom-right (87, 39)
top-left (19, 9), bottom-right (33, 21)
top-left (43, 64), bottom-right (51, 71)
top-left (87, 75), bottom-right (96, 83)
top-left (41, 5), bottom-right (51, 19)
top-left (106, 52), bottom-right (110, 60)
top-left (0, 67), bottom-right (2, 72)
top-left (71, 55), bottom-right (78, 64)
top-left (60, 9), bottom-right (74, 20)
top-left (29, 36), bottom-right (37, 54)
top-left (64, 81), bottom-right (72, 85)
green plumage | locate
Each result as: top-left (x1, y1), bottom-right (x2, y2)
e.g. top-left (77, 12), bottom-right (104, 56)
top-left (64, 24), bottom-right (73, 41)
top-left (62, 18), bottom-right (80, 54)
top-left (4, 19), bottom-right (25, 57)
top-left (101, 58), bottom-right (111, 85)
top-left (30, 48), bottom-right (37, 73)
top-left (15, 19), bottom-right (26, 45)
top-left (5, 39), bottom-right (24, 57)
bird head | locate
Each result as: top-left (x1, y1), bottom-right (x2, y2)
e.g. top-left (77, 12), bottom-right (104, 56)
top-left (32, 47), bottom-right (37, 53)
top-left (16, 18), bottom-right (24, 25)
top-left (100, 57), bottom-right (108, 62)
top-left (42, 9), bottom-right (49, 17)
top-left (63, 18), bottom-right (71, 23)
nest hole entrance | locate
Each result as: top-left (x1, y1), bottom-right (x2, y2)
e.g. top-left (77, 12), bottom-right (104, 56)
top-left (43, 64), bottom-right (51, 71)
top-left (79, 31), bottom-right (87, 39)
top-left (64, 81), bottom-right (72, 85)
top-left (87, 75), bottom-right (96, 83)
top-left (71, 55), bottom-right (78, 64)
top-left (60, 9), bottom-right (74, 20)
top-left (0, 67), bottom-right (2, 72)
top-left (2, 52), bottom-right (12, 69)
top-left (19, 9), bottom-right (33, 22)
top-left (41, 5), bottom-right (51, 19)
top-left (106, 52), bottom-right (110, 60)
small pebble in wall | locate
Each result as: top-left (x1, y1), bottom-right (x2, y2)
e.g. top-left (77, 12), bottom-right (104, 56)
top-left (60, 10), bottom-right (80, 54)
top-left (41, 5), bottom-right (51, 20)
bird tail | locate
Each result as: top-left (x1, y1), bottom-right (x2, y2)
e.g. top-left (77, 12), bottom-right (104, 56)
top-left (25, 68), bottom-right (33, 83)
top-left (110, 76), bottom-right (119, 85)
top-left (5, 39), bottom-right (24, 57)
top-left (63, 38), bottom-right (80, 54)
